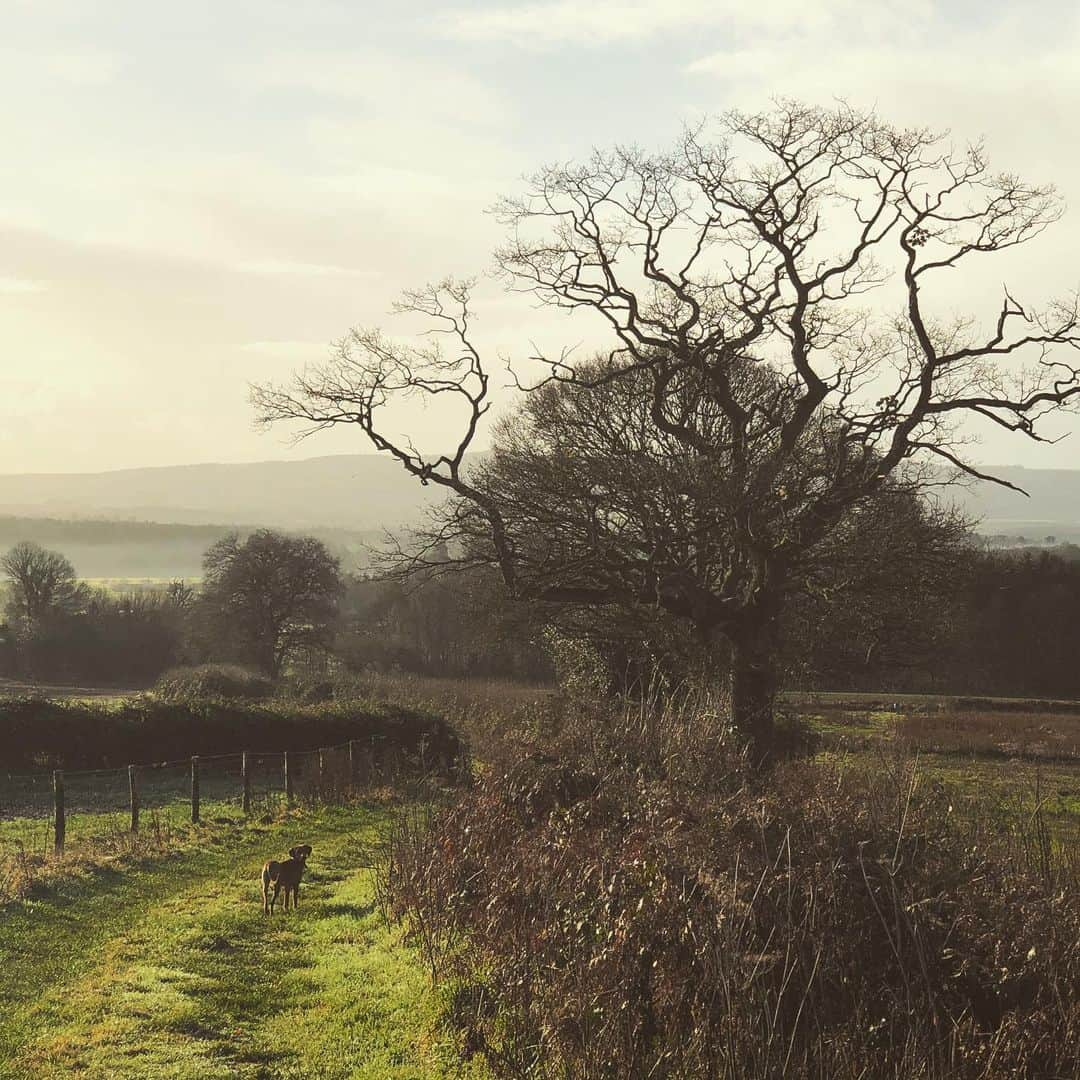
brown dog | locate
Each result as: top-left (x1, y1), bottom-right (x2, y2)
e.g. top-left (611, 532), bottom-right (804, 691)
top-left (261, 844), bottom-right (312, 914)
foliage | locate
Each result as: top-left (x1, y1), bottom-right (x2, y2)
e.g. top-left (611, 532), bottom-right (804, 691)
top-left (1, 541), bottom-right (85, 629)
top-left (194, 529), bottom-right (343, 677)
top-left (338, 569), bottom-right (552, 683)
top-left (154, 663), bottom-right (275, 702)
top-left (384, 701), bottom-right (1080, 1079)
top-left (0, 583), bottom-right (188, 687)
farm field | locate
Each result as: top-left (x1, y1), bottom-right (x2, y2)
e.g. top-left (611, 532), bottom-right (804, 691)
top-left (0, 803), bottom-right (487, 1080)
top-left (0, 677), bottom-right (135, 701)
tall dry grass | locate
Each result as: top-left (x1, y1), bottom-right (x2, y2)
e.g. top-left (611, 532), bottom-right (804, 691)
top-left (380, 693), bottom-right (1080, 1079)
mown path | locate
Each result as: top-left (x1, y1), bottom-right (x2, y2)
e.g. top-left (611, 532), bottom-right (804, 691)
top-left (0, 807), bottom-right (487, 1079)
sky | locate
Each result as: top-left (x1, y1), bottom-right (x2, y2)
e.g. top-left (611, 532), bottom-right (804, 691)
top-left (2, 0), bottom-right (1079, 474)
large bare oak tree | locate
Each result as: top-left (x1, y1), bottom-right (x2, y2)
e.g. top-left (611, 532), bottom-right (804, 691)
top-left (254, 102), bottom-right (1080, 757)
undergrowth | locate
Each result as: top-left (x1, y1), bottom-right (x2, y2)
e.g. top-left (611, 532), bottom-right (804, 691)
top-left (380, 694), bottom-right (1080, 1079)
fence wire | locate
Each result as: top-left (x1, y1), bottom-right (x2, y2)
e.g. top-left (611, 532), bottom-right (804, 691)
top-left (0, 736), bottom-right (414, 861)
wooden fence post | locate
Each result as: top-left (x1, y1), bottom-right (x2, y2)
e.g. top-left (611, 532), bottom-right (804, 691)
top-left (348, 740), bottom-right (356, 790)
top-left (241, 752), bottom-right (251, 815)
top-left (284, 751), bottom-right (294, 808)
top-left (53, 769), bottom-right (65, 855)
top-left (129, 765), bottom-right (139, 833)
top-left (318, 748), bottom-right (326, 794)
top-left (191, 756), bottom-right (200, 824)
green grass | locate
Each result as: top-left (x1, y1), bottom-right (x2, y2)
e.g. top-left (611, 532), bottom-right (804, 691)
top-left (0, 804), bottom-right (489, 1079)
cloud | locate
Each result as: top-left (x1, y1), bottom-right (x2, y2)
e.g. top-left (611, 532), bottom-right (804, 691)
top-left (42, 49), bottom-right (119, 85)
top-left (233, 260), bottom-right (382, 279)
top-left (436, 0), bottom-right (865, 45)
top-left (0, 276), bottom-right (45, 295)
top-left (682, 12), bottom-right (1080, 176)
top-left (239, 340), bottom-right (331, 357)
top-left (0, 46), bottom-right (119, 87)
top-left (234, 49), bottom-right (510, 129)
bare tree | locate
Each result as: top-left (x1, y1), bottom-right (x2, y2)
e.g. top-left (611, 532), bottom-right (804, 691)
top-left (1, 542), bottom-right (85, 630)
top-left (254, 101), bottom-right (1080, 757)
top-left (197, 530), bottom-right (343, 678)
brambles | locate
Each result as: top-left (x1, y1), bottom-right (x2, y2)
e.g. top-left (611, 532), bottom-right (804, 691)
top-left (385, 699), bottom-right (1080, 1079)
top-left (154, 663), bottom-right (275, 702)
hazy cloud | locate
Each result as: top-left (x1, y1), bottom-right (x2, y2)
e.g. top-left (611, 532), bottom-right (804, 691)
top-left (437, 0), bottom-right (879, 45)
top-left (0, 276), bottom-right (46, 295)
top-left (2, 0), bottom-right (1078, 472)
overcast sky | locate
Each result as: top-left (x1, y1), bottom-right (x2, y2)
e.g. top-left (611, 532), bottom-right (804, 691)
top-left (2, 0), bottom-right (1079, 474)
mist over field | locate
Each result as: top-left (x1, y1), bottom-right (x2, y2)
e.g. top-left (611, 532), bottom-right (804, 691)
top-left (0, 453), bottom-right (1079, 581)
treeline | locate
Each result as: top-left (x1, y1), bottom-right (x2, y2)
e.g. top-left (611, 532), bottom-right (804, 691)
top-left (0, 516), bottom-right (233, 546)
top-left (4, 530), bottom-right (1080, 699)
top-left (794, 544), bottom-right (1080, 698)
top-left (943, 546), bottom-right (1080, 699)
top-left (0, 532), bottom-right (343, 686)
top-left (338, 545), bottom-right (1080, 701)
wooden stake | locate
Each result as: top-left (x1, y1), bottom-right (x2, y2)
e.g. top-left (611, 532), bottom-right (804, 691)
top-left (129, 764), bottom-right (139, 833)
top-left (53, 769), bottom-right (65, 855)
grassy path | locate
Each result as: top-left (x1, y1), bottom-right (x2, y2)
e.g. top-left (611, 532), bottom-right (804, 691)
top-left (0, 806), bottom-right (487, 1079)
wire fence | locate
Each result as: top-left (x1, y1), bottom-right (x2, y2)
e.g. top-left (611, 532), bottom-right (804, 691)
top-left (0, 735), bottom-right (438, 859)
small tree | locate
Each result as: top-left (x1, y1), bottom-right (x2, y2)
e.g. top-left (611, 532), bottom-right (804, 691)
top-left (197, 530), bottom-right (343, 678)
top-left (1, 541), bottom-right (85, 631)
top-left (254, 102), bottom-right (1080, 758)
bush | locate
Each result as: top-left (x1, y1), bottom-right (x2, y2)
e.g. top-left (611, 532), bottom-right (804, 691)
top-left (154, 663), bottom-right (274, 702)
top-left (383, 699), bottom-right (1080, 1079)
top-left (0, 695), bottom-right (463, 774)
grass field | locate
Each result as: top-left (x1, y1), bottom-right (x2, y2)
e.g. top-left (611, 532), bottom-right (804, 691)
top-left (2, 679), bottom-right (1079, 1077)
top-left (0, 804), bottom-right (488, 1080)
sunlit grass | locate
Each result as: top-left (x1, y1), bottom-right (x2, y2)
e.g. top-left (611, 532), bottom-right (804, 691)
top-left (0, 805), bottom-right (487, 1079)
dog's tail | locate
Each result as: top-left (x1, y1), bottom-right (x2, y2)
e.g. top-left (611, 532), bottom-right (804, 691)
top-left (261, 861), bottom-right (276, 911)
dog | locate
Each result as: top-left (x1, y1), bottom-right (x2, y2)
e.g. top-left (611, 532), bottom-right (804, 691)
top-left (261, 844), bottom-right (312, 914)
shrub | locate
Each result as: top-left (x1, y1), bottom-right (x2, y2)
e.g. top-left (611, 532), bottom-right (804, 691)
top-left (0, 695), bottom-right (462, 774)
top-left (383, 699), bottom-right (1080, 1079)
top-left (154, 663), bottom-right (275, 702)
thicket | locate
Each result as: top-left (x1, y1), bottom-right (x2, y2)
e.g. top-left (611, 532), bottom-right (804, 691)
top-left (6, 540), bottom-right (1080, 702)
top-left (154, 663), bottom-right (275, 702)
top-left (0, 588), bottom-right (186, 686)
top-left (0, 696), bottom-right (462, 773)
top-left (338, 546), bottom-right (1080, 701)
top-left (382, 700), bottom-right (1080, 1079)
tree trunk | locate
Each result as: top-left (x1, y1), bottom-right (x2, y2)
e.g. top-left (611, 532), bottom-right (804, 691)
top-left (728, 615), bottom-right (780, 765)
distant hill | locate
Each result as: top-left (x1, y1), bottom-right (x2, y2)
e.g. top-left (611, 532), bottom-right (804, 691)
top-left (0, 457), bottom-right (1078, 579)
top-left (0, 454), bottom-right (448, 531)
top-left (953, 466), bottom-right (1080, 543)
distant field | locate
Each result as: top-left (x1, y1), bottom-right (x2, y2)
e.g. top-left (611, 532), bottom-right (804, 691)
top-left (0, 514), bottom-right (382, 579)
top-left (83, 577), bottom-right (196, 591)
top-left (0, 677), bottom-right (135, 700)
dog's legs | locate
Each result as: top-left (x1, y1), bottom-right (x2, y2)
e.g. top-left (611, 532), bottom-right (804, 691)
top-left (271, 881), bottom-right (281, 914)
